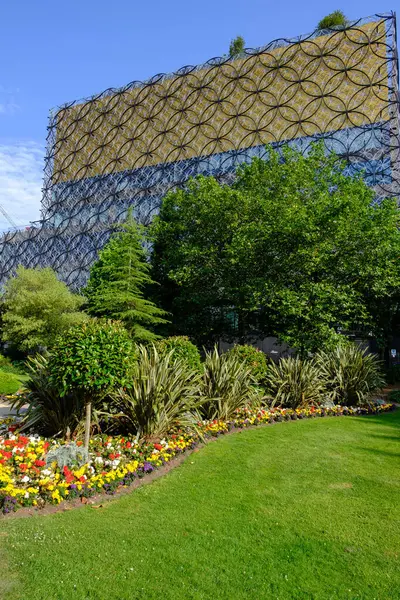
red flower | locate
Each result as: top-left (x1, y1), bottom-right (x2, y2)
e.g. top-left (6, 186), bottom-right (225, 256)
top-left (76, 441), bottom-right (83, 447)
top-left (19, 463), bottom-right (28, 471)
top-left (154, 444), bottom-right (163, 451)
top-left (1, 451), bottom-right (12, 460)
top-left (125, 442), bottom-right (131, 449)
top-left (35, 459), bottom-right (46, 467)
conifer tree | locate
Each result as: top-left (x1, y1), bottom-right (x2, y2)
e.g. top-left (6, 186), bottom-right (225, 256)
top-left (85, 210), bottom-right (167, 341)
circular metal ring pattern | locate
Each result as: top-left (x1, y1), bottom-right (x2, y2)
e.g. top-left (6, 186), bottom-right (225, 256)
top-left (0, 13), bottom-right (399, 289)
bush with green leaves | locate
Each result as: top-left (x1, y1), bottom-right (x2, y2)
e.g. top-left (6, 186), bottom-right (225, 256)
top-left (113, 345), bottom-right (202, 440)
top-left (316, 344), bottom-right (385, 406)
top-left (10, 354), bottom-right (85, 437)
top-left (0, 354), bottom-right (25, 376)
top-left (200, 347), bottom-right (262, 421)
top-left (264, 356), bottom-right (324, 409)
top-left (153, 336), bottom-right (201, 371)
top-left (1, 266), bottom-right (87, 353)
top-left (48, 320), bottom-right (137, 396)
top-left (317, 10), bottom-right (348, 30)
top-left (48, 320), bottom-right (138, 446)
top-left (226, 345), bottom-right (267, 384)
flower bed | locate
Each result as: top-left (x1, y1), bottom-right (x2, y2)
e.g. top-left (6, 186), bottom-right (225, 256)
top-left (0, 403), bottom-right (394, 514)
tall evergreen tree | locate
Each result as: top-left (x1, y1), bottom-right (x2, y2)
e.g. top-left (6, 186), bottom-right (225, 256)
top-left (85, 211), bottom-right (167, 341)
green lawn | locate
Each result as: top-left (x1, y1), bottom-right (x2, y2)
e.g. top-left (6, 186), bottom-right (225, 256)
top-left (1, 412), bottom-right (399, 600)
top-left (0, 370), bottom-right (29, 395)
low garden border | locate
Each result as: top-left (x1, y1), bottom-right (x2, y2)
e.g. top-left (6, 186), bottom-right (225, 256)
top-left (0, 403), bottom-right (395, 517)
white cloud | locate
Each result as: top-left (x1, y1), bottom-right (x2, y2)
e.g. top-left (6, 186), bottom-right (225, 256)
top-left (0, 102), bottom-right (20, 115)
top-left (0, 141), bottom-right (44, 231)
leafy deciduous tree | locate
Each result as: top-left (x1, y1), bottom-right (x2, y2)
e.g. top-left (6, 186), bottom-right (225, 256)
top-left (151, 143), bottom-right (400, 353)
top-left (229, 35), bottom-right (245, 57)
top-left (1, 266), bottom-right (87, 353)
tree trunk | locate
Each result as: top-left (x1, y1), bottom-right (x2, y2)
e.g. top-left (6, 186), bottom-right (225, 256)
top-left (84, 401), bottom-right (92, 450)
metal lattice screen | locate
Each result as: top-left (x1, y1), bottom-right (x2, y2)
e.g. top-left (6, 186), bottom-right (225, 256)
top-left (0, 12), bottom-right (399, 288)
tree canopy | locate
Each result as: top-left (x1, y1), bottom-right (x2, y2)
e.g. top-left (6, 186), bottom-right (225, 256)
top-left (229, 36), bottom-right (245, 57)
top-left (151, 143), bottom-right (400, 353)
top-left (1, 266), bottom-right (87, 353)
top-left (84, 211), bottom-right (167, 341)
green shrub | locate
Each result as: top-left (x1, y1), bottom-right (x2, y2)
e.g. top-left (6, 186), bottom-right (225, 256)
top-left (154, 336), bottom-right (201, 371)
top-left (226, 345), bottom-right (267, 384)
top-left (11, 354), bottom-right (85, 437)
top-left (48, 319), bottom-right (138, 446)
top-left (317, 10), bottom-right (348, 30)
top-left (0, 371), bottom-right (23, 395)
top-left (200, 347), bottom-right (262, 421)
top-left (113, 345), bottom-right (202, 440)
top-left (0, 354), bottom-right (25, 375)
top-left (264, 356), bottom-right (324, 408)
top-left (316, 344), bottom-right (385, 406)
top-left (48, 320), bottom-right (137, 397)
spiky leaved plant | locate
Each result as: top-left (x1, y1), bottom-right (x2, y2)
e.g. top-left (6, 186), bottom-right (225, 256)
top-left (264, 356), bottom-right (324, 409)
top-left (200, 347), bottom-right (262, 421)
top-left (10, 354), bottom-right (85, 438)
top-left (315, 344), bottom-right (385, 406)
top-left (113, 345), bottom-right (202, 441)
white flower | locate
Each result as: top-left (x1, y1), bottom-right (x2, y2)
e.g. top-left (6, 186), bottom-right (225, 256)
top-left (112, 459), bottom-right (120, 468)
top-left (21, 475), bottom-right (30, 483)
top-left (41, 469), bottom-right (51, 476)
top-left (94, 457), bottom-right (104, 465)
top-left (24, 491), bottom-right (29, 499)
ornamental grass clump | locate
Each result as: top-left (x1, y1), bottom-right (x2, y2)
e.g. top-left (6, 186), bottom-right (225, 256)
top-left (316, 344), bottom-right (385, 406)
top-left (264, 356), bottom-right (324, 409)
top-left (114, 345), bottom-right (202, 441)
top-left (11, 354), bottom-right (85, 438)
top-left (200, 347), bottom-right (262, 421)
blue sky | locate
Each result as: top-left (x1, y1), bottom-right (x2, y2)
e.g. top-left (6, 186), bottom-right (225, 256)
top-left (0, 0), bottom-right (393, 228)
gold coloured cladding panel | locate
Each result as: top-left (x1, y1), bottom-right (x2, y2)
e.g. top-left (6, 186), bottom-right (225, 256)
top-left (53, 20), bottom-right (390, 184)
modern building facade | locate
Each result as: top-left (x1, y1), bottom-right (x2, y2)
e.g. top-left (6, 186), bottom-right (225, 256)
top-left (0, 12), bottom-right (399, 288)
